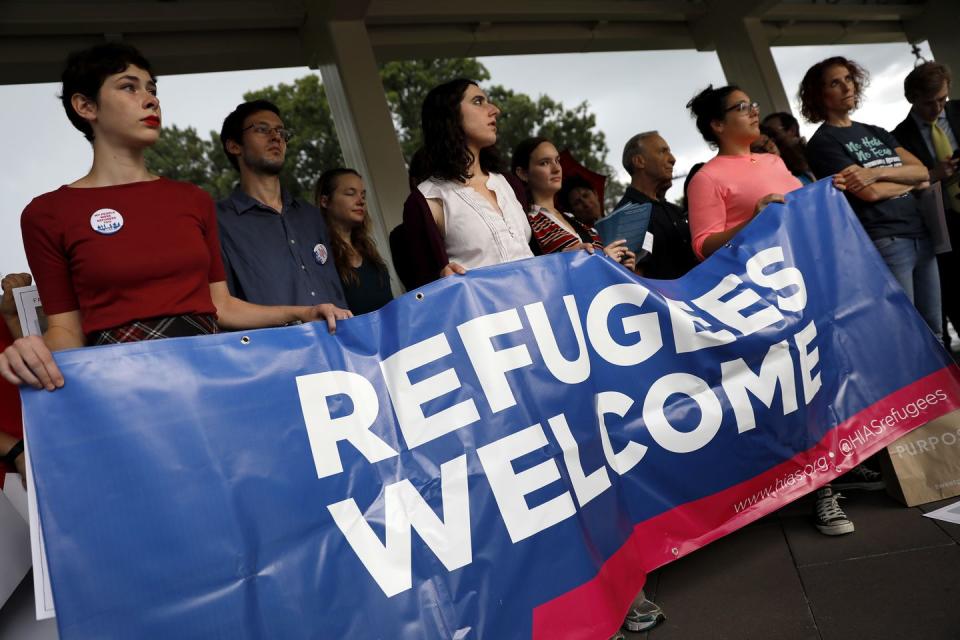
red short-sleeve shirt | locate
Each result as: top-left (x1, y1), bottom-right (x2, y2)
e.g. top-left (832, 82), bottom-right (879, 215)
top-left (21, 178), bottom-right (226, 335)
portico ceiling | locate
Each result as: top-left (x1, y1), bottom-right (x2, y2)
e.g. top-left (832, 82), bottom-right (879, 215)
top-left (0, 0), bottom-right (932, 84)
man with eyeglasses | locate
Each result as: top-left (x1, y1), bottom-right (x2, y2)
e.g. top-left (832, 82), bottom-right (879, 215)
top-left (893, 62), bottom-right (960, 350)
top-left (216, 100), bottom-right (349, 316)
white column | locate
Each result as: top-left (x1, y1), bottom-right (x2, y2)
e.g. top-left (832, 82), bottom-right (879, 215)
top-left (301, 17), bottom-right (410, 294)
top-left (715, 18), bottom-right (791, 115)
top-left (691, 2), bottom-right (792, 116)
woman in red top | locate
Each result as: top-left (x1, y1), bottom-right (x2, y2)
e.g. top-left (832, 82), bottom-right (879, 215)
top-left (0, 43), bottom-right (349, 392)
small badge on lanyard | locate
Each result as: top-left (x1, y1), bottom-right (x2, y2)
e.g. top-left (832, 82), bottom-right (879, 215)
top-left (90, 208), bottom-right (124, 235)
top-left (313, 243), bottom-right (328, 265)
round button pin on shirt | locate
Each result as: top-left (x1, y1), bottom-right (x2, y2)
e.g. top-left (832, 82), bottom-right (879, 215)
top-left (313, 243), bottom-right (328, 265)
top-left (90, 208), bottom-right (124, 235)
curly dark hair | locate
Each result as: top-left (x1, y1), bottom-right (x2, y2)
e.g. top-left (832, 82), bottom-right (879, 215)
top-left (420, 78), bottom-right (502, 183)
top-left (60, 43), bottom-right (155, 142)
top-left (315, 168), bottom-right (388, 287)
top-left (686, 84), bottom-right (742, 148)
top-left (798, 56), bottom-right (869, 123)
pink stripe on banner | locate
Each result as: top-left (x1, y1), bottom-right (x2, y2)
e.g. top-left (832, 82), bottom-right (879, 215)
top-left (532, 364), bottom-right (960, 640)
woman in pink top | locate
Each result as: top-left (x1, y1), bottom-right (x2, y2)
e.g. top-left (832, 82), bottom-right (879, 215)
top-left (685, 85), bottom-right (803, 259)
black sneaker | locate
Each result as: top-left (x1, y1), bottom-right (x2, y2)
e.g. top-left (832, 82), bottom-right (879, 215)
top-left (814, 487), bottom-right (855, 536)
top-left (832, 464), bottom-right (884, 491)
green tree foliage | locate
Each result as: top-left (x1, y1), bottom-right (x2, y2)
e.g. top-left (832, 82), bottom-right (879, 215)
top-left (486, 86), bottom-right (623, 207)
top-left (244, 75), bottom-right (343, 200)
top-left (146, 75), bottom-right (343, 202)
top-left (488, 88), bottom-right (604, 171)
top-left (146, 58), bottom-right (621, 207)
top-left (379, 58), bottom-right (490, 160)
top-left (146, 125), bottom-right (234, 199)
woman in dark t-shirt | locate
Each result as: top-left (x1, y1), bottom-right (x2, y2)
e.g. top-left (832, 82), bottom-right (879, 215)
top-left (800, 56), bottom-right (939, 339)
top-left (798, 56), bottom-right (936, 538)
top-left (315, 169), bottom-right (393, 315)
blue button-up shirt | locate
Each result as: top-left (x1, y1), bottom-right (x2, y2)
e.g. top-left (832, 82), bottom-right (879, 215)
top-left (216, 188), bottom-right (347, 308)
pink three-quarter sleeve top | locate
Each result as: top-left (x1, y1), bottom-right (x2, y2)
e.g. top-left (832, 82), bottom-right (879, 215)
top-left (687, 153), bottom-right (803, 260)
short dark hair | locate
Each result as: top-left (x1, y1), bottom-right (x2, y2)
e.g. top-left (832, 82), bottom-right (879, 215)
top-left (762, 111), bottom-right (799, 134)
top-left (219, 100), bottom-right (282, 170)
top-left (759, 123), bottom-right (778, 140)
top-left (60, 43), bottom-right (154, 142)
top-left (557, 174), bottom-right (595, 211)
top-left (752, 124), bottom-right (780, 153)
top-left (621, 131), bottom-right (659, 174)
top-left (420, 78), bottom-right (502, 182)
top-left (904, 61), bottom-right (952, 103)
top-left (686, 85), bottom-right (741, 147)
top-left (798, 56), bottom-right (869, 124)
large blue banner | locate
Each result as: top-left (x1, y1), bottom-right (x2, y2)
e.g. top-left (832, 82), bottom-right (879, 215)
top-left (22, 180), bottom-right (960, 639)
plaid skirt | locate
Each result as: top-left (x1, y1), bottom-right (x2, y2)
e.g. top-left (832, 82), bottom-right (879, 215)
top-left (90, 314), bottom-right (219, 346)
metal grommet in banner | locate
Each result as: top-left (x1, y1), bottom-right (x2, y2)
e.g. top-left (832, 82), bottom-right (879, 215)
top-left (415, 292), bottom-right (425, 301)
top-left (240, 336), bottom-right (251, 345)
top-left (671, 547), bottom-right (679, 556)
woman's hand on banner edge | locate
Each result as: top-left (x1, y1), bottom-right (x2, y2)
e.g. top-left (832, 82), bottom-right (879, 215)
top-left (754, 193), bottom-right (786, 216)
top-left (440, 262), bottom-right (467, 278)
top-left (0, 335), bottom-right (63, 391)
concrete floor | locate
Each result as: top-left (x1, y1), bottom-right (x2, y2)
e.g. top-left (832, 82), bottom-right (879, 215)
top-left (631, 491), bottom-right (960, 640)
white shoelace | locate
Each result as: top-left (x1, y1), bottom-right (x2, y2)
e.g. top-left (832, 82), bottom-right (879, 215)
top-left (817, 492), bottom-right (847, 521)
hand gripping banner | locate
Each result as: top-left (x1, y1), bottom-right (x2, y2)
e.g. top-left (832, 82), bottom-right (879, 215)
top-left (22, 180), bottom-right (960, 639)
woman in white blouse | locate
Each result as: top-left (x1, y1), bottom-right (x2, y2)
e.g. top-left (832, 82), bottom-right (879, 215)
top-left (401, 78), bottom-right (534, 287)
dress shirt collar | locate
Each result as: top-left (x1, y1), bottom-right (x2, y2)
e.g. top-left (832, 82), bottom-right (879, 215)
top-left (226, 185), bottom-right (299, 215)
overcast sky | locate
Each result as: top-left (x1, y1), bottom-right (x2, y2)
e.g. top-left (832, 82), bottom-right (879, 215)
top-left (0, 40), bottom-right (933, 275)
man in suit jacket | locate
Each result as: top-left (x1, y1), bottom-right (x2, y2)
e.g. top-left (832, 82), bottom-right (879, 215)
top-left (893, 62), bottom-right (960, 350)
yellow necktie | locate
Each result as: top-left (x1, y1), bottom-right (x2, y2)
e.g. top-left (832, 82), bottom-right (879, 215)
top-left (931, 121), bottom-right (960, 211)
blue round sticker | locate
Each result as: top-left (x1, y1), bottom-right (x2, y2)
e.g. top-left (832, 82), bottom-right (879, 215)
top-left (313, 243), bottom-right (328, 265)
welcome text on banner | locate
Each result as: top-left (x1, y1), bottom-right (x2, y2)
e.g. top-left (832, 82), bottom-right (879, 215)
top-left (22, 180), bottom-right (960, 639)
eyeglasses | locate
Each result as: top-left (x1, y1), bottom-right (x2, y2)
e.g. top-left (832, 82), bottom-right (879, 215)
top-left (725, 101), bottom-right (760, 114)
top-left (242, 123), bottom-right (295, 142)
